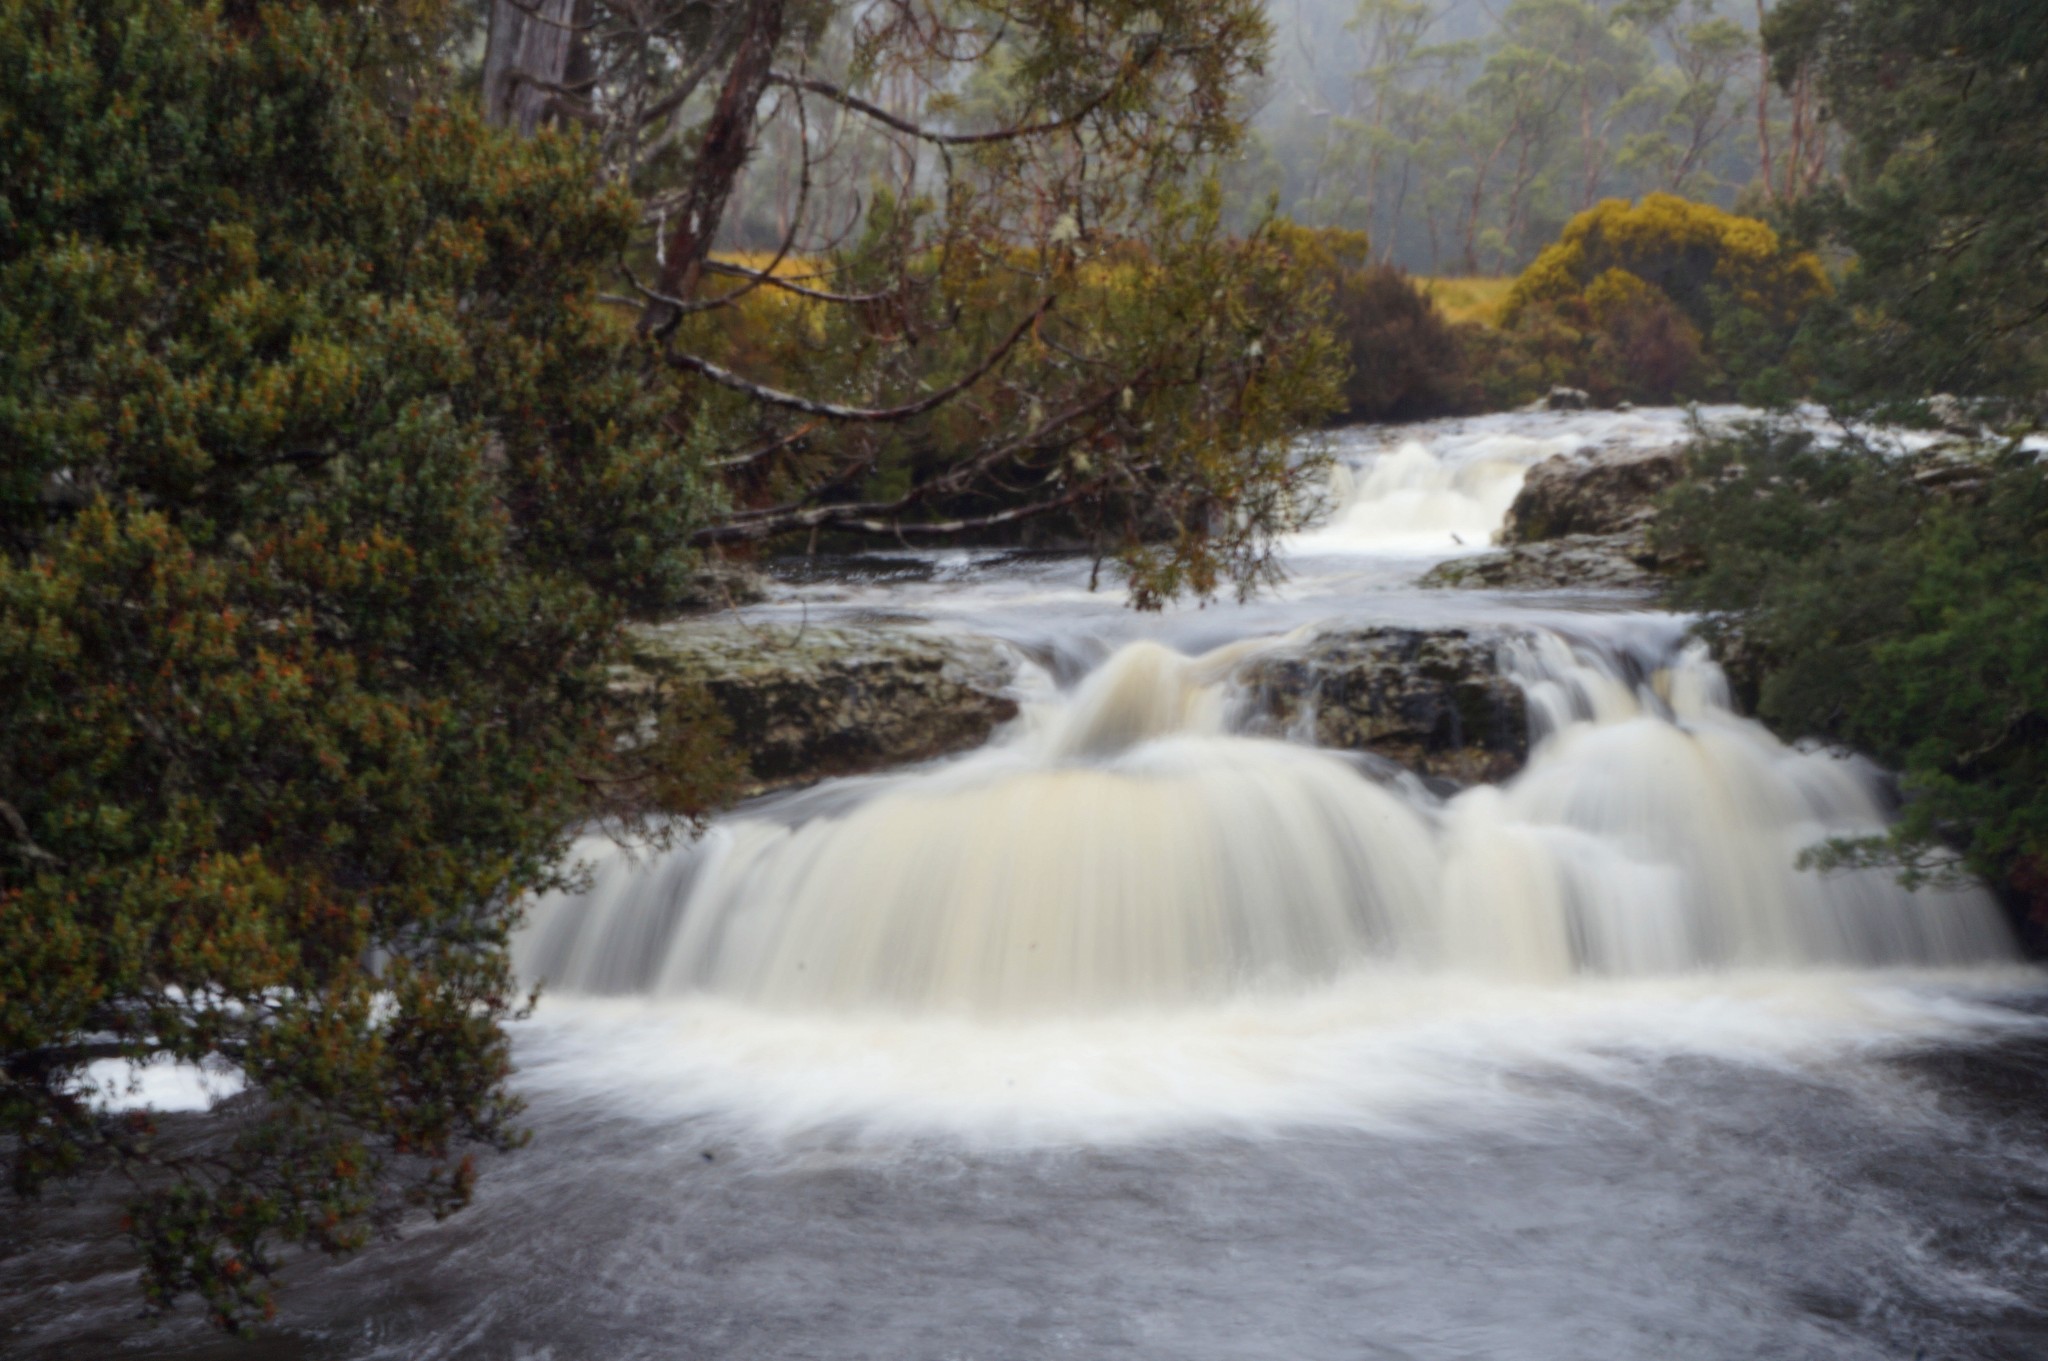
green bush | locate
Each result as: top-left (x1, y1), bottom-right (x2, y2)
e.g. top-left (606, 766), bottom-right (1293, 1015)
top-left (1655, 421), bottom-right (2048, 933)
top-left (0, 0), bottom-right (727, 1326)
top-left (1268, 224), bottom-right (1469, 422)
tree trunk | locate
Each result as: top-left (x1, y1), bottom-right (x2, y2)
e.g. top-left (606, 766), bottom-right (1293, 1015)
top-left (639, 0), bottom-right (787, 336)
top-left (485, 0), bottom-right (579, 137)
top-left (1754, 0), bottom-right (1776, 202)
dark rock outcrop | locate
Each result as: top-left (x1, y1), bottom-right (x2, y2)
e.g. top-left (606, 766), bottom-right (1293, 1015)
top-left (1419, 534), bottom-right (1659, 592)
top-left (1500, 443), bottom-right (1688, 544)
top-left (626, 619), bottom-right (1019, 795)
top-left (1419, 438), bottom-right (1690, 592)
top-left (1236, 626), bottom-right (1529, 783)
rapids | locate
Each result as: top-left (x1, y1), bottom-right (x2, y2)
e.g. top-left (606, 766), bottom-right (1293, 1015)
top-left (517, 410), bottom-right (2010, 1017)
top-left (15, 407), bottom-right (2046, 1361)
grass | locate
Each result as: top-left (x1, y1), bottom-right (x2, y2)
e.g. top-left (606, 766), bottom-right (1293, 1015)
top-left (1419, 276), bottom-right (1515, 327)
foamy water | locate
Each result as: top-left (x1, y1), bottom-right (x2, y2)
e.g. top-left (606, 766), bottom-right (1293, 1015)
top-left (511, 406), bottom-right (2028, 1148)
top-left (511, 968), bottom-right (2043, 1150)
top-left (36, 409), bottom-right (2048, 1361)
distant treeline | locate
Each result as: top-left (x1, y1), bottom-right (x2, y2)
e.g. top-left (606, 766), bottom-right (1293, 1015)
top-left (1237, 0), bottom-right (1823, 275)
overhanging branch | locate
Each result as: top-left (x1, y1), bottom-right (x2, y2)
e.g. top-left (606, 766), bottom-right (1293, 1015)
top-left (663, 295), bottom-right (1053, 421)
top-left (768, 70), bottom-right (1121, 145)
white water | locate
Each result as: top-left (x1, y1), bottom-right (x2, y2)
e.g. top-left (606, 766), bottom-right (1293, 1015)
top-left (1297, 438), bottom-right (1534, 551)
top-left (520, 635), bottom-right (2007, 1017)
top-left (30, 411), bottom-right (2048, 1361)
top-left (512, 408), bottom-right (2026, 1146)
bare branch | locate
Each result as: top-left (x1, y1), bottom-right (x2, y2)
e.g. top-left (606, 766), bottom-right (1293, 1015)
top-left (708, 421), bottom-right (822, 469)
top-left (662, 294), bottom-right (1053, 421)
top-left (768, 70), bottom-right (1119, 146)
top-left (694, 377), bottom-right (1129, 544)
top-left (700, 259), bottom-right (899, 305)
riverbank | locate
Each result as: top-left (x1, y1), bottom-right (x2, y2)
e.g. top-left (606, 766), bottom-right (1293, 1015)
top-left (12, 406), bottom-right (2046, 1361)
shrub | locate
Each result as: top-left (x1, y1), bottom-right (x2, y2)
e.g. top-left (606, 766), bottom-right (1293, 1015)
top-left (1656, 421), bottom-right (2048, 937)
top-left (0, 0), bottom-right (728, 1326)
top-left (1502, 193), bottom-right (1827, 336)
top-left (1468, 194), bottom-right (1828, 407)
top-left (1269, 224), bottom-right (1469, 422)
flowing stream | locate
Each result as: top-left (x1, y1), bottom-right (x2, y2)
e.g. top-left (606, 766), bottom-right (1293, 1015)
top-left (12, 408), bottom-right (2048, 1359)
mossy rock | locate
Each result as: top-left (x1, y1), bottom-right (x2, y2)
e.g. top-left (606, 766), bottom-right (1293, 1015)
top-left (625, 619), bottom-right (1019, 796)
top-left (1235, 626), bottom-right (1529, 783)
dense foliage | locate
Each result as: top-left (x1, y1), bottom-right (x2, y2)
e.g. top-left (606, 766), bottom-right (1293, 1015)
top-left (1657, 423), bottom-right (2048, 933)
top-left (1237, 0), bottom-right (1828, 274)
top-left (674, 194), bottom-right (1346, 604)
top-left (1764, 0), bottom-right (2048, 399)
top-left (1272, 225), bottom-right (1468, 422)
top-left (0, 0), bottom-right (729, 1327)
top-left (1482, 192), bottom-right (1824, 404)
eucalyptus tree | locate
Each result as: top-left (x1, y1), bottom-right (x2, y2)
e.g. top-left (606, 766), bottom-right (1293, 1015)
top-left (475, 0), bottom-right (1344, 602)
top-left (1618, 0), bottom-right (1750, 195)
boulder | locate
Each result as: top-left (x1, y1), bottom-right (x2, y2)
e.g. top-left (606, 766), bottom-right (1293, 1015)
top-left (668, 559), bottom-right (773, 612)
top-left (1419, 534), bottom-right (1659, 592)
top-left (1235, 626), bottom-right (1529, 783)
top-left (1499, 443), bottom-right (1687, 544)
top-left (626, 618), bottom-right (1019, 795)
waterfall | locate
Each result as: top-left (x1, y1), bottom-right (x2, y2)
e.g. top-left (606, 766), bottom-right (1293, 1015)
top-left (1292, 437), bottom-right (1543, 553)
top-left (517, 411), bottom-right (2016, 1020)
top-left (516, 629), bottom-right (2012, 1016)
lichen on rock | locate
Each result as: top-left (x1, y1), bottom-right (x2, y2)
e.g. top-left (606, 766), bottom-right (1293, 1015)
top-left (1235, 626), bottom-right (1529, 783)
top-left (624, 618), bottom-right (1020, 796)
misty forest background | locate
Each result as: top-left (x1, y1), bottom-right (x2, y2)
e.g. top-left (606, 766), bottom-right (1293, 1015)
top-left (710, 0), bottom-right (1817, 276)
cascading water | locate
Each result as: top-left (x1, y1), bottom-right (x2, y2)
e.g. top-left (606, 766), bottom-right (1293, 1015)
top-left (517, 627), bottom-right (2011, 1017)
top-left (518, 411), bottom-right (2015, 1021)
top-left (30, 410), bottom-right (2044, 1361)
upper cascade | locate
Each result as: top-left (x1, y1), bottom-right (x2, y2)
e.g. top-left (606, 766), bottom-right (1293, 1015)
top-left (1294, 438), bottom-right (1537, 553)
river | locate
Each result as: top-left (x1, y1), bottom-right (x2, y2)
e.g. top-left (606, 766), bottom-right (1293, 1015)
top-left (11, 407), bottom-right (2048, 1359)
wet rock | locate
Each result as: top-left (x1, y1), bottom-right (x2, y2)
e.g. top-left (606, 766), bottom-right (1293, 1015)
top-left (1500, 442), bottom-right (1688, 544)
top-left (1236, 626), bottom-right (1528, 783)
top-left (1418, 534), bottom-right (1659, 592)
top-left (1544, 386), bottom-right (1591, 411)
top-left (626, 619), bottom-right (1019, 795)
top-left (668, 559), bottom-right (773, 612)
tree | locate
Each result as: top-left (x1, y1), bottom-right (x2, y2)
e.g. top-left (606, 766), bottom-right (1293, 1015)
top-left (1, 0), bottom-right (731, 1327)
top-left (1619, 0), bottom-right (1751, 197)
top-left (475, 0), bottom-right (1343, 603)
top-left (1764, 0), bottom-right (2048, 398)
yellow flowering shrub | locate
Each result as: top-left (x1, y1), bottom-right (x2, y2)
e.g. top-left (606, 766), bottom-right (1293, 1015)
top-left (1501, 193), bottom-right (1828, 334)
